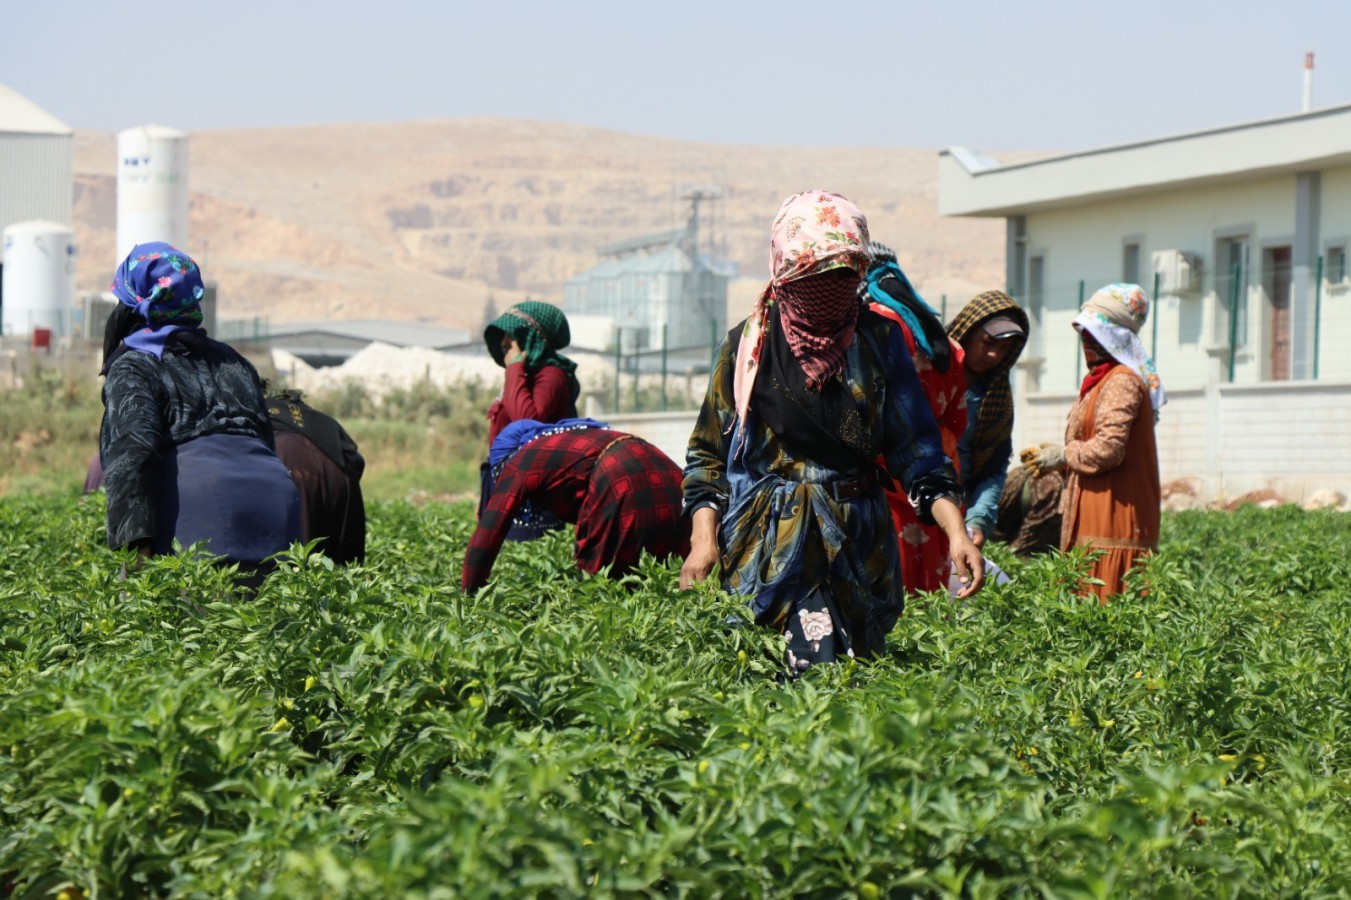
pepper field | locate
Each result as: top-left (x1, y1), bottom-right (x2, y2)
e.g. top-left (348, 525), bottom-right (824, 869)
top-left (1, 497), bottom-right (1349, 897)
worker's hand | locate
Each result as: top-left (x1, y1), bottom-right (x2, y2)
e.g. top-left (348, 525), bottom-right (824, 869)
top-left (502, 336), bottom-right (525, 366)
top-left (1021, 443), bottom-right (1066, 477)
top-left (681, 507), bottom-right (720, 590)
top-left (120, 541), bottom-right (152, 578)
top-left (968, 527), bottom-right (986, 549)
top-left (948, 534), bottom-right (986, 599)
top-left (680, 544), bottom-right (719, 590)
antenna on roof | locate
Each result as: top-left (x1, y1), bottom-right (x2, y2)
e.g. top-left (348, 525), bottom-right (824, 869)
top-left (679, 184), bottom-right (722, 261)
top-left (1303, 52), bottom-right (1315, 113)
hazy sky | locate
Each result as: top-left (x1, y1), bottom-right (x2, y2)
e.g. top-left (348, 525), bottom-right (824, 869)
top-left (4, 0), bottom-right (1348, 152)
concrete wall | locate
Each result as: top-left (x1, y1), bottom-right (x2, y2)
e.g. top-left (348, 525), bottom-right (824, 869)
top-left (1215, 380), bottom-right (1351, 499)
top-left (602, 410), bottom-right (697, 469)
top-left (1017, 380), bottom-right (1351, 503)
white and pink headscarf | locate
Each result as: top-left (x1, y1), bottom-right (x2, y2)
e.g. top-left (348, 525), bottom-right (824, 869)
top-left (1073, 283), bottom-right (1166, 414)
top-left (732, 190), bottom-right (872, 425)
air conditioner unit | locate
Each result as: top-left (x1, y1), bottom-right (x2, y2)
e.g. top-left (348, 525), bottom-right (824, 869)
top-left (1151, 250), bottom-right (1202, 295)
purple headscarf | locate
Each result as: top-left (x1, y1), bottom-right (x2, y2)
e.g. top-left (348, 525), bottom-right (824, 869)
top-left (110, 242), bottom-right (205, 358)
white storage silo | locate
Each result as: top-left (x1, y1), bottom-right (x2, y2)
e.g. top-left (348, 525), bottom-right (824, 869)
top-left (116, 125), bottom-right (189, 261)
top-left (1, 220), bottom-right (77, 338)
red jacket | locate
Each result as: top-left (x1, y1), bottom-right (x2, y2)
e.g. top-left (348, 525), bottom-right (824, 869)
top-left (486, 363), bottom-right (577, 442)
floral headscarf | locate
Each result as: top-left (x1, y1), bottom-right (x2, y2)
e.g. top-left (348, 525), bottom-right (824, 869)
top-left (732, 190), bottom-right (872, 425)
top-left (109, 242), bottom-right (205, 359)
top-left (1074, 283), bottom-right (1166, 413)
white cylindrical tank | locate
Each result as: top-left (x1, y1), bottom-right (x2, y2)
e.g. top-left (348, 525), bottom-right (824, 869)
top-left (116, 125), bottom-right (189, 261)
top-left (1, 220), bottom-right (77, 338)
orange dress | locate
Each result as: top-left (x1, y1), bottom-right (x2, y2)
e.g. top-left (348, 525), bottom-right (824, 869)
top-left (870, 304), bottom-right (967, 595)
top-left (1060, 365), bottom-right (1160, 603)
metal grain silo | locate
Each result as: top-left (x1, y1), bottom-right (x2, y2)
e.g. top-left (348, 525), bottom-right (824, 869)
top-left (1, 220), bottom-right (77, 338)
top-left (117, 125), bottom-right (189, 260)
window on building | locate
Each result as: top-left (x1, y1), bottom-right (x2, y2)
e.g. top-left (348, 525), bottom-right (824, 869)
top-left (1326, 245), bottom-right (1347, 285)
top-left (1123, 242), bottom-right (1141, 285)
top-left (1027, 254), bottom-right (1045, 360)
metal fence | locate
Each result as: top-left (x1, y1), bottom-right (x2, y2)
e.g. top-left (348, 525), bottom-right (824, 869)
top-left (604, 322), bottom-right (718, 414)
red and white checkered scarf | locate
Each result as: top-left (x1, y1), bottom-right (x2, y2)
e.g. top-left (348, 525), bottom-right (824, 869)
top-left (774, 269), bottom-right (863, 390)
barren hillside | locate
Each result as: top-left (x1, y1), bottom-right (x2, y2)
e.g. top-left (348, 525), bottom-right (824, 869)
top-left (72, 120), bottom-right (1015, 329)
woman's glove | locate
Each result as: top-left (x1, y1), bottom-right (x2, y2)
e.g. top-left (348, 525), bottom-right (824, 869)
top-left (1020, 443), bottom-right (1066, 476)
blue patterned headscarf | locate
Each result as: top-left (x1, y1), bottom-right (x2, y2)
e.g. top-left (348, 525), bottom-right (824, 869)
top-left (110, 242), bottom-right (205, 358)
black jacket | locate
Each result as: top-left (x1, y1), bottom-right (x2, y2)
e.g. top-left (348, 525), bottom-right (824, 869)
top-left (100, 331), bottom-right (274, 550)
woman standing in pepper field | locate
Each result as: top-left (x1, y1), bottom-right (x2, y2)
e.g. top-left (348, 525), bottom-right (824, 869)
top-left (1023, 284), bottom-right (1164, 602)
top-left (479, 302), bottom-right (581, 539)
top-left (681, 190), bottom-right (984, 673)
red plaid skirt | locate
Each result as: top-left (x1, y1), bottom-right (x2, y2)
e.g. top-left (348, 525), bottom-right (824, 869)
top-left (575, 436), bottom-right (690, 576)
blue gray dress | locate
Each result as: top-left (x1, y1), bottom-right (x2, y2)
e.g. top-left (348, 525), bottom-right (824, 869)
top-left (683, 313), bottom-right (956, 669)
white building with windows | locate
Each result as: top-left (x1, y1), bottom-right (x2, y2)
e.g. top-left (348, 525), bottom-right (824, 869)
top-left (940, 104), bottom-right (1351, 503)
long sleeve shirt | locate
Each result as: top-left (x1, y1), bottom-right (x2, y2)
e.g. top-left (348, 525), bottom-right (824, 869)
top-left (100, 334), bottom-right (274, 550)
top-left (486, 363), bottom-right (577, 443)
top-left (957, 378), bottom-right (1011, 539)
top-left (1064, 374), bottom-right (1146, 475)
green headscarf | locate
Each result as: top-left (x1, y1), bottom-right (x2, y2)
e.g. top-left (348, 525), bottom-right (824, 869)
top-left (484, 301), bottom-right (580, 398)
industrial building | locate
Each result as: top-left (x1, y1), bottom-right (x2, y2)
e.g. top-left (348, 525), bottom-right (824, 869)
top-left (563, 191), bottom-right (728, 365)
top-left (939, 101), bottom-right (1351, 502)
top-left (267, 320), bottom-right (473, 367)
top-left (0, 84), bottom-right (74, 339)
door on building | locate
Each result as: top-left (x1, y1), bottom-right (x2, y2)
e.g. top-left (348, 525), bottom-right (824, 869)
top-left (1264, 246), bottom-right (1293, 381)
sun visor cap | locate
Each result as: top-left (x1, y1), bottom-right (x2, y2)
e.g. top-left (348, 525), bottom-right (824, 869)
top-left (982, 315), bottom-right (1025, 340)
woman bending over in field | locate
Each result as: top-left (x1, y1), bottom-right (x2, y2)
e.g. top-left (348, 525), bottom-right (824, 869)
top-left (1022, 284), bottom-right (1164, 602)
top-left (680, 190), bottom-right (983, 672)
top-left (100, 243), bottom-right (300, 585)
top-left (462, 419), bottom-right (690, 591)
top-left (267, 389), bottom-right (367, 565)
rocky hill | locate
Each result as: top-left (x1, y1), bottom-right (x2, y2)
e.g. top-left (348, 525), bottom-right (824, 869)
top-left (71, 120), bottom-right (1015, 330)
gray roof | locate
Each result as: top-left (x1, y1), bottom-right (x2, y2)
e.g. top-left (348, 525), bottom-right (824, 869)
top-left (567, 243), bottom-right (706, 285)
top-left (269, 319), bottom-right (472, 349)
top-left (0, 84), bottom-right (72, 136)
top-left (940, 102), bottom-right (1351, 217)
